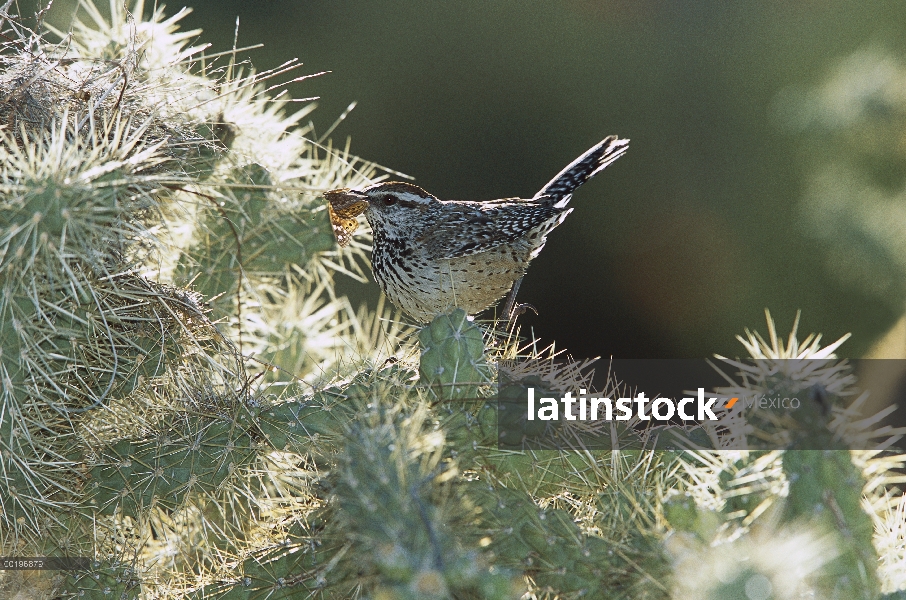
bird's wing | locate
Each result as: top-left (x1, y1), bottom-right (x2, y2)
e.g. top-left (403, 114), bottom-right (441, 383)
top-left (419, 198), bottom-right (564, 260)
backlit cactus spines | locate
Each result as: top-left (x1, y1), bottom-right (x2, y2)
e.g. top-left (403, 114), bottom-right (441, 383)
top-left (469, 480), bottom-right (669, 598)
top-left (419, 308), bottom-right (490, 400)
top-left (59, 561), bottom-right (142, 600)
top-left (174, 163), bottom-right (336, 313)
top-left (88, 412), bottom-right (257, 518)
top-left (256, 379), bottom-right (377, 454)
top-left (732, 360), bottom-right (881, 597)
top-left (0, 0), bottom-right (377, 593)
top-left (662, 491), bottom-right (705, 535)
top-left (331, 404), bottom-right (519, 599)
top-left (783, 387), bottom-right (881, 600)
top-left (783, 446), bottom-right (880, 598)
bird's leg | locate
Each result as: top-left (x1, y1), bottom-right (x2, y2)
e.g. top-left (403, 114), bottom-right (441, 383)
top-left (501, 278), bottom-right (522, 322)
top-left (501, 278), bottom-right (538, 330)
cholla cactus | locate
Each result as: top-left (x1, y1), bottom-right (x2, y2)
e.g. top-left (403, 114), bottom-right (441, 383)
top-left (667, 311), bottom-right (906, 599)
top-left (0, 1), bottom-right (392, 597)
top-left (419, 308), bottom-right (490, 400)
top-left (2, 3), bottom-right (906, 600)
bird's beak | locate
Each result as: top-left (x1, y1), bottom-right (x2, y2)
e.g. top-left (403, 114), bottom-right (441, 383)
top-left (324, 188), bottom-right (369, 218)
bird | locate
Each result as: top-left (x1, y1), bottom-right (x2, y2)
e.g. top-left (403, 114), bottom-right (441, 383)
top-left (324, 135), bottom-right (629, 324)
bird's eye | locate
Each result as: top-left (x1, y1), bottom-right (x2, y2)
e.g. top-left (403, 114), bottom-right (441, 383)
top-left (383, 195), bottom-right (397, 206)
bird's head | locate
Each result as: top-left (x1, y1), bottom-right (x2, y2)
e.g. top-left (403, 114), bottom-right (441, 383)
top-left (325, 181), bottom-right (437, 245)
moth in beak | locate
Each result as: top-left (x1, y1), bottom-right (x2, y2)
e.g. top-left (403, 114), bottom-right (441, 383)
top-left (324, 188), bottom-right (369, 247)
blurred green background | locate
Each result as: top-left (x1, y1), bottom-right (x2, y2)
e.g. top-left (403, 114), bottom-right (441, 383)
top-left (44, 0), bottom-right (906, 359)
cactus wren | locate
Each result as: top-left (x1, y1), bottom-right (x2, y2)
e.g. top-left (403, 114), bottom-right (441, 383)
top-left (325, 136), bottom-right (629, 323)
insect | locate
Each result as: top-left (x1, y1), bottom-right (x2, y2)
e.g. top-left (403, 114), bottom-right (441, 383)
top-left (326, 192), bottom-right (368, 248)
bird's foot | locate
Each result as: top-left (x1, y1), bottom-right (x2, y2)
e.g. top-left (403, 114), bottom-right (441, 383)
top-left (506, 303), bottom-right (538, 331)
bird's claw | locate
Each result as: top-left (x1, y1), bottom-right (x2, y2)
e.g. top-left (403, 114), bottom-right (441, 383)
top-left (510, 303), bottom-right (538, 318)
top-left (506, 303), bottom-right (538, 331)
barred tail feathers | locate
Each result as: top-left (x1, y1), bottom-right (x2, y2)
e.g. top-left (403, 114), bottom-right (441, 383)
top-left (534, 136), bottom-right (629, 208)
